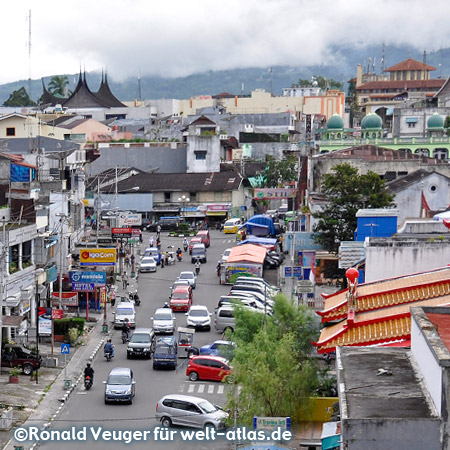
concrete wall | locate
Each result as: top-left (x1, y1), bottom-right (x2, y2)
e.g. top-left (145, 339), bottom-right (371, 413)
top-left (86, 143), bottom-right (187, 175)
top-left (365, 241), bottom-right (450, 282)
top-left (186, 134), bottom-right (221, 173)
top-left (343, 417), bottom-right (440, 450)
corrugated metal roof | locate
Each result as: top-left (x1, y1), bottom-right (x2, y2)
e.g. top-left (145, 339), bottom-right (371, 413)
top-left (339, 241), bottom-right (365, 269)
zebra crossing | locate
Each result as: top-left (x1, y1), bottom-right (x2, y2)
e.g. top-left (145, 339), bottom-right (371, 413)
top-left (178, 382), bottom-right (227, 396)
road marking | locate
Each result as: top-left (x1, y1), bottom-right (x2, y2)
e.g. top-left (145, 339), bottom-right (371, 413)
top-left (77, 392), bottom-right (88, 395)
top-left (198, 384), bottom-right (205, 394)
top-left (208, 385), bottom-right (214, 394)
top-left (188, 384), bottom-right (195, 393)
top-left (217, 385), bottom-right (224, 394)
top-left (178, 384), bottom-right (185, 393)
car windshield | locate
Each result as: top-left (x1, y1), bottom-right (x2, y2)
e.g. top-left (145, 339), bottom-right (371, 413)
top-left (223, 250), bottom-right (231, 256)
top-left (198, 400), bottom-right (217, 414)
top-left (130, 334), bottom-right (151, 343)
top-left (172, 292), bottom-right (188, 300)
top-left (142, 258), bottom-right (155, 264)
top-left (107, 375), bottom-right (131, 385)
top-left (116, 309), bottom-right (134, 315)
top-left (155, 312), bottom-right (173, 320)
top-left (179, 273), bottom-right (193, 280)
top-left (190, 309), bottom-right (208, 317)
top-left (224, 221), bottom-right (235, 226)
top-left (155, 345), bottom-right (175, 355)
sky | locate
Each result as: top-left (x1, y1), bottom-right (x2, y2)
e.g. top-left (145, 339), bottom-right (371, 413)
top-left (2, 0), bottom-right (450, 85)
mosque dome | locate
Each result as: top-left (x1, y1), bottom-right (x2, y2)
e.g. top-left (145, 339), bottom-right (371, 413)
top-left (361, 113), bottom-right (382, 130)
top-left (327, 114), bottom-right (344, 129)
top-left (427, 113), bottom-right (444, 129)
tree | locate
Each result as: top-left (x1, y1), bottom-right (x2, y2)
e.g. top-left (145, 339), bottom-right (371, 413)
top-left (262, 154), bottom-right (298, 188)
top-left (445, 116), bottom-right (450, 136)
top-left (3, 87), bottom-right (36, 106)
top-left (312, 163), bottom-right (394, 254)
top-left (48, 75), bottom-right (70, 97)
top-left (225, 296), bottom-right (321, 425)
top-left (292, 75), bottom-right (343, 91)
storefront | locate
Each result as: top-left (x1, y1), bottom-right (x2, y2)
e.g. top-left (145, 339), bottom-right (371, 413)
top-left (205, 204), bottom-right (230, 226)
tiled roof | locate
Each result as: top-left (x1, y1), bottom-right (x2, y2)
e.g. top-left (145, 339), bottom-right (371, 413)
top-left (384, 58), bottom-right (436, 72)
top-left (338, 241), bottom-right (365, 269)
top-left (190, 115), bottom-right (216, 126)
top-left (59, 119), bottom-right (90, 130)
top-left (318, 266), bottom-right (450, 323)
top-left (315, 294), bottom-right (450, 352)
top-left (356, 79), bottom-right (444, 91)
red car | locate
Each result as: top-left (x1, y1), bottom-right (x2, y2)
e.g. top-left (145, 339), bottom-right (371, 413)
top-left (169, 286), bottom-right (193, 311)
top-left (196, 230), bottom-right (210, 248)
top-left (189, 237), bottom-right (202, 254)
top-left (186, 355), bottom-right (231, 382)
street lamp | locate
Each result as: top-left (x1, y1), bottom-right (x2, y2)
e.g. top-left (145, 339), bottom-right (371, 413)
top-left (177, 195), bottom-right (190, 221)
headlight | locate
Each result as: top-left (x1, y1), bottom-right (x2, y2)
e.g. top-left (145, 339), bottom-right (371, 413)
top-left (124, 389), bottom-right (132, 395)
top-left (106, 389), bottom-right (113, 394)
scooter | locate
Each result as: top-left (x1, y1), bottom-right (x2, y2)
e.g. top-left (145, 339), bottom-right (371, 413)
top-left (84, 375), bottom-right (93, 390)
top-left (134, 294), bottom-right (141, 307)
top-left (122, 331), bottom-right (130, 344)
top-left (177, 252), bottom-right (182, 262)
top-left (183, 243), bottom-right (188, 252)
top-left (128, 290), bottom-right (138, 302)
top-left (104, 348), bottom-right (114, 362)
top-left (195, 264), bottom-right (201, 276)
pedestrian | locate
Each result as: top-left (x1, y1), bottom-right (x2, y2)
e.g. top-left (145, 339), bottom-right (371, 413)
top-left (161, 253), bottom-right (165, 268)
top-left (110, 290), bottom-right (116, 307)
top-left (130, 254), bottom-right (135, 266)
top-left (124, 255), bottom-right (130, 268)
top-left (156, 237), bottom-right (161, 249)
top-left (156, 224), bottom-right (161, 239)
top-left (149, 236), bottom-right (154, 247)
top-left (139, 230), bottom-right (143, 244)
top-left (122, 272), bottom-right (129, 290)
top-left (279, 235), bottom-right (283, 253)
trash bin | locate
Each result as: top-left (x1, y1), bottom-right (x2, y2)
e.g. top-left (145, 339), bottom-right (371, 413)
top-left (102, 324), bottom-right (108, 333)
top-left (64, 379), bottom-right (72, 389)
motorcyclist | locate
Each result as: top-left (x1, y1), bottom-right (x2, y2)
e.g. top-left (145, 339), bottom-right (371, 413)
top-left (183, 238), bottom-right (188, 251)
top-left (195, 259), bottom-right (201, 275)
top-left (163, 302), bottom-right (170, 308)
top-left (216, 260), bottom-right (221, 277)
top-left (177, 248), bottom-right (182, 260)
top-left (84, 362), bottom-right (94, 382)
top-left (104, 339), bottom-right (114, 358)
top-left (121, 319), bottom-right (130, 341)
top-left (133, 293), bottom-right (140, 306)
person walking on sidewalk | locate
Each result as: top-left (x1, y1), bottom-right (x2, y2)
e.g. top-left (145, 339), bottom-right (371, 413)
top-left (156, 224), bottom-right (161, 239)
top-left (122, 272), bottom-right (129, 290)
top-left (149, 236), bottom-right (154, 247)
top-left (110, 290), bottom-right (116, 307)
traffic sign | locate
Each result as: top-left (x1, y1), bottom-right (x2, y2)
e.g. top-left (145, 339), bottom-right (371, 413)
top-left (61, 343), bottom-right (70, 354)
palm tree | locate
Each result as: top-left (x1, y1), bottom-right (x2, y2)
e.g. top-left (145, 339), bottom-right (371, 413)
top-left (48, 76), bottom-right (70, 97)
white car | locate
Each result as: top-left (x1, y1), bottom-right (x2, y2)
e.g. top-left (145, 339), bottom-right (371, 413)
top-left (185, 305), bottom-right (212, 331)
top-left (178, 271), bottom-right (196, 289)
top-left (221, 248), bottom-right (232, 263)
top-left (139, 257), bottom-right (157, 273)
top-left (152, 308), bottom-right (176, 334)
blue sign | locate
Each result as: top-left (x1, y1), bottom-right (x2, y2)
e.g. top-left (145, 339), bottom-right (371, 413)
top-left (60, 343), bottom-right (70, 354)
top-left (69, 271), bottom-right (106, 285)
top-left (46, 265), bottom-right (58, 283)
top-left (293, 267), bottom-right (303, 277)
top-left (72, 282), bottom-right (95, 292)
top-left (284, 267), bottom-right (293, 277)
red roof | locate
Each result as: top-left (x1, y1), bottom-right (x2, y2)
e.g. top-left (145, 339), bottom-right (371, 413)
top-left (426, 313), bottom-right (450, 353)
top-left (384, 58), bottom-right (436, 72)
top-left (227, 244), bottom-right (266, 264)
top-left (357, 79), bottom-right (445, 91)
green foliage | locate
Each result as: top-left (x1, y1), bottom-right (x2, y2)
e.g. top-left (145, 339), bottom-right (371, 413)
top-left (3, 87), bottom-right (36, 106)
top-left (312, 163), bottom-right (394, 254)
top-left (225, 295), bottom-right (320, 425)
top-left (292, 75), bottom-right (343, 91)
top-left (177, 222), bottom-right (190, 232)
top-left (445, 116), bottom-right (450, 136)
top-left (262, 154), bottom-right (298, 188)
top-left (67, 328), bottom-right (79, 345)
top-left (48, 76), bottom-right (70, 97)
top-left (54, 318), bottom-right (85, 336)
top-left (9, 367), bottom-right (21, 377)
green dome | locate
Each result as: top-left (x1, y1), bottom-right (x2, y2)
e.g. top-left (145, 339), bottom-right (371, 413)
top-left (361, 113), bottom-right (382, 129)
top-left (427, 113), bottom-right (444, 129)
top-left (327, 114), bottom-right (344, 129)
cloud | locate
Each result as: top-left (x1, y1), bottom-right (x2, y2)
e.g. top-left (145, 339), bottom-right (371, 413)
top-left (2, 0), bottom-right (450, 84)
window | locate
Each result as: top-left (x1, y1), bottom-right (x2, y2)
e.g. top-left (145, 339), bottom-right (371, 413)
top-left (164, 192), bottom-right (171, 202)
top-left (408, 122), bottom-right (416, 128)
top-left (22, 241), bottom-right (32, 268)
top-left (189, 192), bottom-right (197, 201)
top-left (6, 127), bottom-right (15, 136)
top-left (195, 151), bottom-right (207, 160)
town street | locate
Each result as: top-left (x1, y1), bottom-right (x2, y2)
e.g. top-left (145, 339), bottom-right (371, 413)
top-left (39, 230), bottom-right (239, 449)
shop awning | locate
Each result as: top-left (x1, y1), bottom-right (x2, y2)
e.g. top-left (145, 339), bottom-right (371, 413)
top-left (406, 117), bottom-right (418, 123)
top-left (227, 244), bottom-right (267, 264)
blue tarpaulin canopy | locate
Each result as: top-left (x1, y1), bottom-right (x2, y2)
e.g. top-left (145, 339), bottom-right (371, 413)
top-left (238, 236), bottom-right (278, 246)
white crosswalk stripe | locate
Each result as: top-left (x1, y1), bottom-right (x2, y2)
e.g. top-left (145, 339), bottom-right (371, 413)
top-left (187, 384), bottom-right (195, 393)
top-left (217, 385), bottom-right (224, 394)
top-left (208, 385), bottom-right (214, 394)
top-left (178, 383), bottom-right (227, 396)
top-left (197, 384), bottom-right (205, 394)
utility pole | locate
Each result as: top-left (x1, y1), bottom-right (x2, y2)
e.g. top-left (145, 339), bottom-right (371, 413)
top-left (0, 217), bottom-right (7, 370)
top-left (96, 177), bottom-right (100, 246)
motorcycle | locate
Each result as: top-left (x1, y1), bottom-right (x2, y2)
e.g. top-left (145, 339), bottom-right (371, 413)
top-left (84, 375), bottom-right (93, 390)
top-left (195, 263), bottom-right (201, 276)
top-left (216, 261), bottom-right (221, 277)
top-left (134, 294), bottom-right (141, 307)
top-left (183, 243), bottom-right (188, 252)
top-left (128, 290), bottom-right (138, 302)
top-left (122, 330), bottom-right (130, 344)
top-left (177, 252), bottom-right (182, 262)
top-left (104, 348), bottom-right (114, 362)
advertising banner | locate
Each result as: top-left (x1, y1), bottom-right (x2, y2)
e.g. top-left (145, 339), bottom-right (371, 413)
top-left (72, 282), bottom-right (95, 292)
top-left (254, 188), bottom-right (296, 200)
top-left (69, 271), bottom-right (106, 285)
top-left (112, 228), bottom-right (132, 238)
top-left (52, 309), bottom-right (64, 319)
top-left (117, 213), bottom-right (142, 227)
top-left (51, 292), bottom-right (79, 306)
top-left (38, 316), bottom-right (51, 336)
top-left (79, 248), bottom-right (116, 266)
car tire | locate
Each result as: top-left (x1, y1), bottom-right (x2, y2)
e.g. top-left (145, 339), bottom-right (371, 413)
top-left (153, 363), bottom-right (157, 370)
top-left (129, 397), bottom-right (133, 405)
top-left (188, 371), bottom-right (199, 381)
top-left (161, 417), bottom-right (172, 427)
top-left (126, 354), bottom-right (130, 360)
top-left (104, 399), bottom-right (109, 405)
top-left (22, 364), bottom-right (33, 376)
top-left (206, 326), bottom-right (211, 332)
top-left (204, 423), bottom-right (215, 432)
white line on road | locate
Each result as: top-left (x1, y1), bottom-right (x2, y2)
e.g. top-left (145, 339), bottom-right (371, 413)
top-left (178, 384), bottom-right (185, 393)
top-left (208, 385), bottom-right (214, 394)
top-left (188, 384), bottom-right (195, 393)
top-left (218, 385), bottom-right (224, 394)
top-left (198, 384), bottom-right (205, 393)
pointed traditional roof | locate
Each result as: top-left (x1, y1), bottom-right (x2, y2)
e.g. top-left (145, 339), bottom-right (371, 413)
top-left (314, 266), bottom-right (450, 353)
top-left (41, 79), bottom-right (67, 106)
top-left (95, 72), bottom-right (126, 108)
top-left (62, 72), bottom-right (105, 108)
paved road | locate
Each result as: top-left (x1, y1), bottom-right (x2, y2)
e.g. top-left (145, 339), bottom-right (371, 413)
top-left (38, 231), bottom-right (238, 449)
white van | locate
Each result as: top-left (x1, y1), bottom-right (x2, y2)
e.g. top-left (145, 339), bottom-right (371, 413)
top-left (113, 302), bottom-right (136, 329)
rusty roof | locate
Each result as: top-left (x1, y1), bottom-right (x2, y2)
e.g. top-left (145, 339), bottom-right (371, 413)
top-left (384, 58), bottom-right (436, 72)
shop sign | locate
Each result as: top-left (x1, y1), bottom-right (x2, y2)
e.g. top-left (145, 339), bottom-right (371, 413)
top-left (52, 309), bottom-right (64, 319)
top-left (254, 188), bottom-right (296, 200)
top-left (117, 213), bottom-right (142, 227)
top-left (80, 248), bottom-right (116, 266)
top-left (51, 292), bottom-right (79, 306)
top-left (72, 282), bottom-right (95, 292)
top-left (69, 271), bottom-right (106, 285)
top-left (112, 227), bottom-right (132, 238)
top-left (46, 265), bottom-right (58, 283)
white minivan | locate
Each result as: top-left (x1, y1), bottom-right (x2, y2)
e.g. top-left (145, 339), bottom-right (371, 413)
top-left (113, 302), bottom-right (136, 329)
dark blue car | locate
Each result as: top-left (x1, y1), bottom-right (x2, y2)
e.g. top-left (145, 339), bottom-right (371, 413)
top-left (200, 340), bottom-right (236, 358)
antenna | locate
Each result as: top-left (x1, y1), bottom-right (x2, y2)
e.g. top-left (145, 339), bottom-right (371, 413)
top-left (381, 42), bottom-right (385, 73)
top-left (138, 68), bottom-right (142, 102)
top-left (27, 10), bottom-right (32, 99)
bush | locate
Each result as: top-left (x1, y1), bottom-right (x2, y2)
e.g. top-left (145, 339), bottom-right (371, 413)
top-left (67, 328), bottom-right (79, 345)
top-left (54, 318), bottom-right (85, 336)
top-left (177, 222), bottom-right (190, 232)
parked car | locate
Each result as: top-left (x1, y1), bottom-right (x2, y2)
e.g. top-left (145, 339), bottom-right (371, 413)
top-left (139, 256), bottom-right (157, 273)
top-left (228, 289), bottom-right (275, 308)
top-left (186, 305), bottom-right (212, 331)
top-left (156, 394), bottom-right (228, 429)
top-left (147, 218), bottom-right (179, 231)
top-left (234, 276), bottom-right (280, 294)
top-left (196, 230), bottom-right (210, 247)
top-left (169, 286), bottom-right (193, 312)
top-left (153, 336), bottom-right (178, 370)
top-left (214, 304), bottom-right (264, 334)
top-left (189, 237), bottom-right (203, 254)
top-left (186, 355), bottom-right (231, 382)
top-left (217, 295), bottom-right (272, 313)
top-left (200, 340), bottom-right (236, 358)
top-left (234, 279), bottom-right (280, 297)
top-left (104, 367), bottom-right (136, 404)
top-left (191, 243), bottom-right (207, 264)
top-left (177, 271), bottom-right (196, 289)
top-left (152, 308), bottom-right (176, 334)
top-left (1, 344), bottom-right (41, 375)
top-left (223, 218), bottom-right (241, 234)
top-left (127, 328), bottom-right (155, 359)
top-left (143, 247), bottom-right (162, 265)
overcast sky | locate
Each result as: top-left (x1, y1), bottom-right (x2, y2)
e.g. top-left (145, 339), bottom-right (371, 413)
top-left (2, 0), bottom-right (450, 85)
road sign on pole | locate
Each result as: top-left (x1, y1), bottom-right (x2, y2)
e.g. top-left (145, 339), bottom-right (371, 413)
top-left (60, 343), bottom-right (70, 354)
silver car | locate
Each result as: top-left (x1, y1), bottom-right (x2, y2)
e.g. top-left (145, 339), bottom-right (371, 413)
top-left (156, 394), bottom-right (228, 430)
top-left (178, 271), bottom-right (196, 289)
top-left (104, 367), bottom-right (136, 404)
top-left (152, 308), bottom-right (176, 334)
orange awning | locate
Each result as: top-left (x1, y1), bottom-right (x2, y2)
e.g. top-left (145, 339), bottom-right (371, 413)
top-left (227, 244), bottom-right (267, 264)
